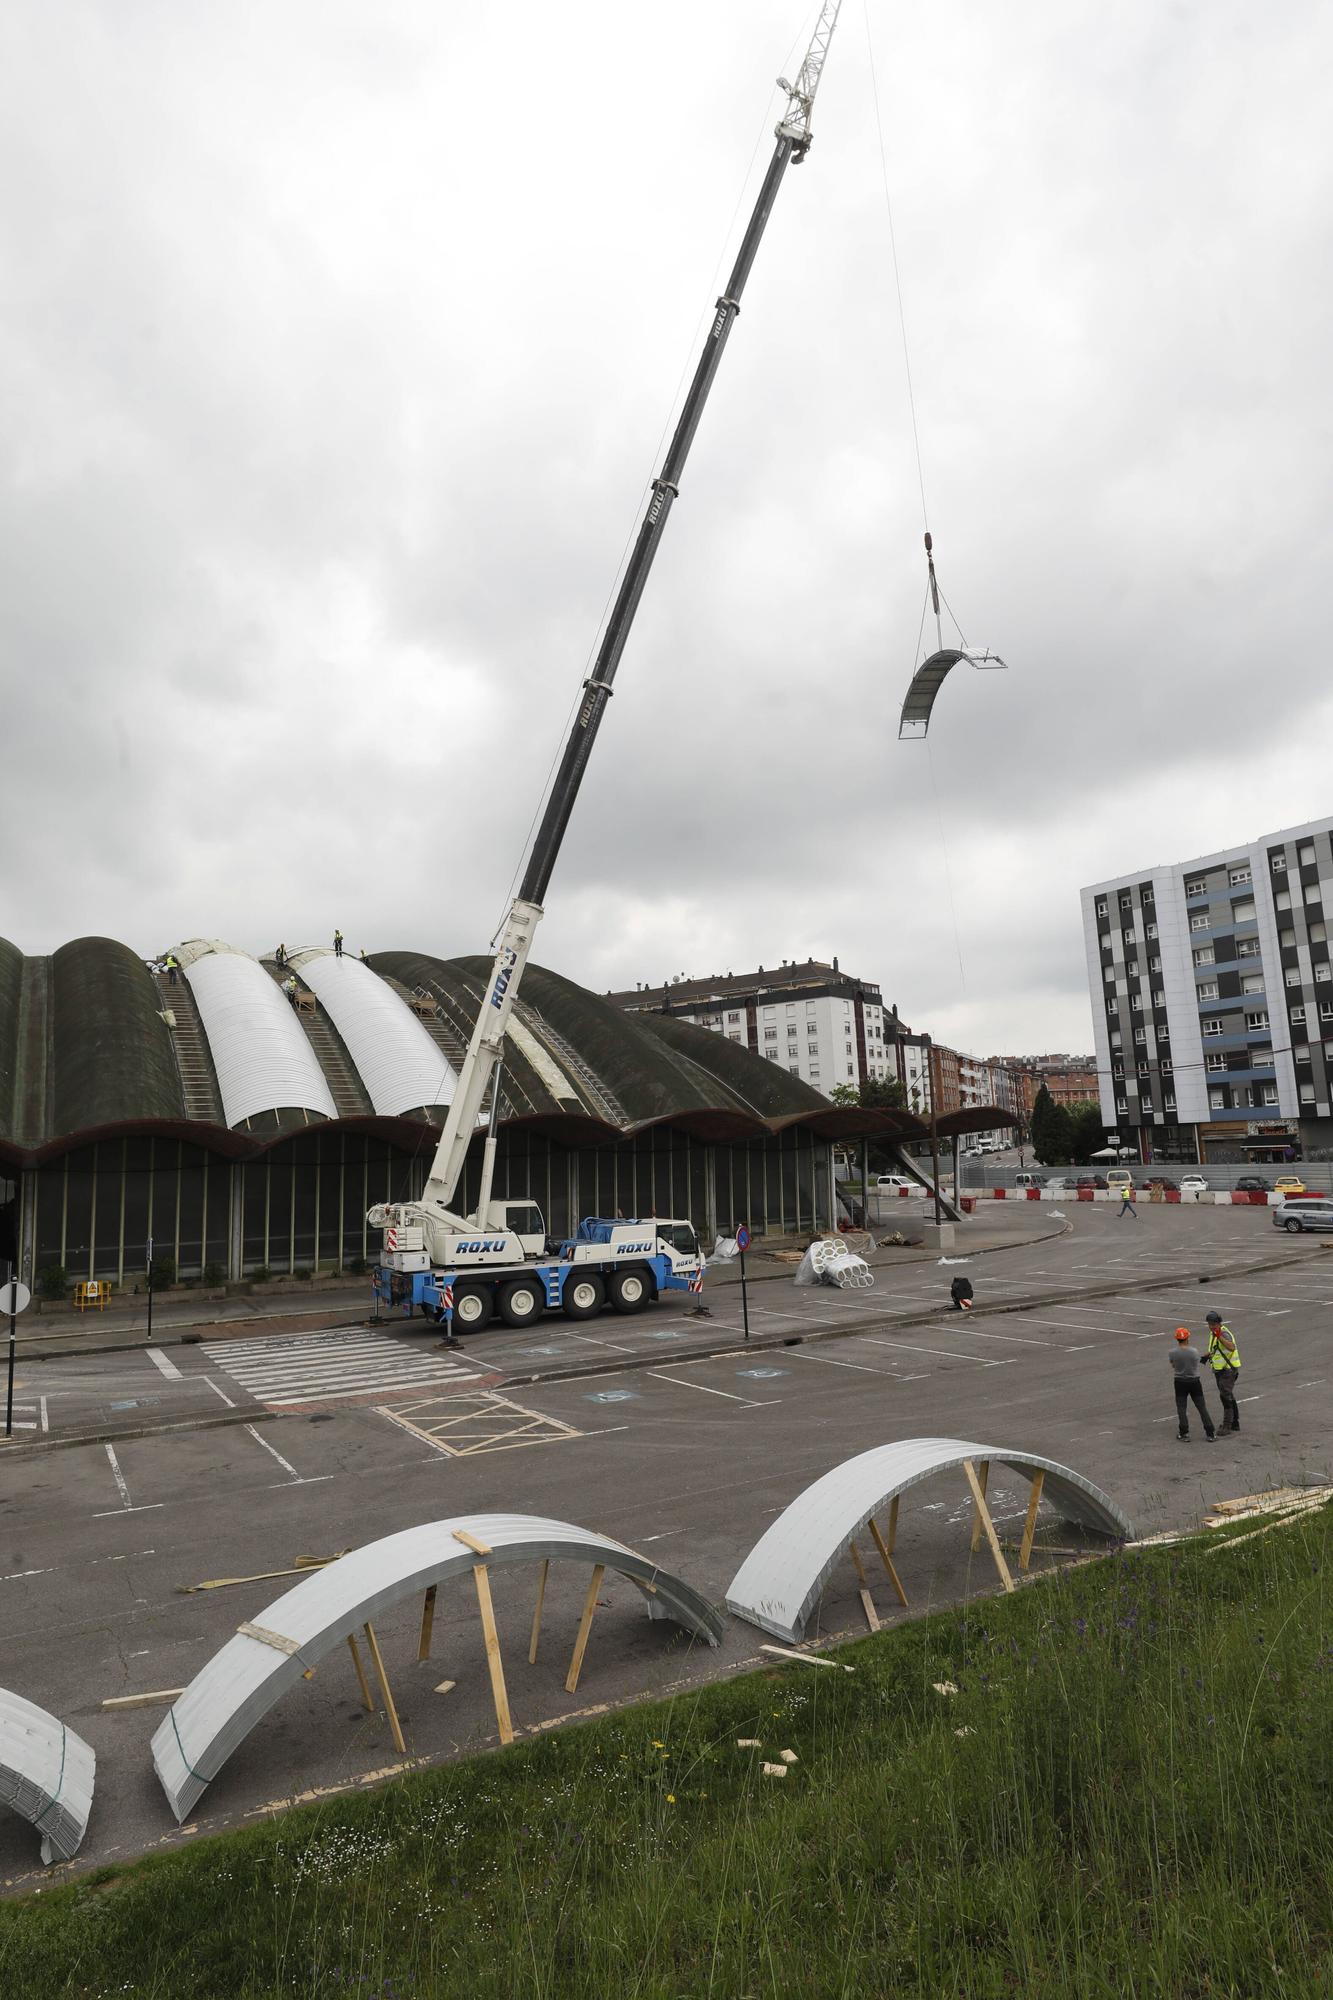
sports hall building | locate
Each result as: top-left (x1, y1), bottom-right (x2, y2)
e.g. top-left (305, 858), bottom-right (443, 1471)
top-left (0, 936), bottom-right (954, 1290)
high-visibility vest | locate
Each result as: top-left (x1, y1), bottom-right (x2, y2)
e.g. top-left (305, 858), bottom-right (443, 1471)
top-left (1206, 1324), bottom-right (1241, 1372)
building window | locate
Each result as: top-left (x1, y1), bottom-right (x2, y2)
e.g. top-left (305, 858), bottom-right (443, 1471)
top-left (1229, 867), bottom-right (1252, 886)
top-left (1122, 927), bottom-right (1135, 943)
top-left (764, 1027), bottom-right (777, 1041)
top-left (1134, 1027), bottom-right (1147, 1045)
top-left (1321, 1001), bottom-right (1333, 1022)
top-left (808, 1042), bottom-right (818, 1054)
top-left (1271, 853), bottom-right (1287, 871)
top-left (1241, 973), bottom-right (1264, 994)
top-left (846, 1065), bottom-right (854, 1078)
top-left (1116, 1098), bottom-right (1128, 1114)
top-left (1161, 1059), bottom-right (1173, 1075)
top-left (1186, 877), bottom-right (1207, 896)
top-left (1153, 990), bottom-right (1165, 1006)
top-left (788, 1064), bottom-right (800, 1075)
top-left (1193, 947), bottom-right (1215, 967)
top-left (1296, 1046), bottom-right (1312, 1064)
top-left (1120, 894), bottom-right (1133, 910)
top-left (1300, 844), bottom-right (1317, 865)
top-left (1291, 1006), bottom-right (1307, 1023)
top-left (1245, 1010), bottom-right (1269, 1030)
top-left (1317, 965), bottom-right (1333, 983)
top-left (1201, 1017), bottom-right (1224, 1036)
top-left (1197, 980), bottom-right (1219, 1000)
top-left (1110, 1031), bottom-right (1122, 1048)
top-left (1209, 1088), bottom-right (1226, 1109)
top-left (767, 1049), bottom-right (779, 1061)
top-left (1130, 994), bottom-right (1143, 1011)
top-left (1112, 1061), bottom-right (1125, 1078)
top-left (1279, 928), bottom-right (1296, 947)
top-left (1301, 1083), bottom-right (1316, 1104)
top-left (1189, 914), bottom-right (1210, 932)
top-left (727, 1011), bottom-right (740, 1023)
top-left (1306, 885), bottom-right (1323, 907)
top-left (1150, 955), bottom-right (1162, 972)
top-left (1233, 899), bottom-right (1256, 922)
top-left (1286, 969), bottom-right (1302, 987)
top-left (1095, 900), bottom-right (1108, 917)
top-left (1275, 890), bottom-right (1292, 910)
top-left (1165, 1094), bottom-right (1177, 1111)
top-left (1251, 1046), bottom-right (1274, 1067)
top-left (1206, 1053), bottom-right (1226, 1072)
top-left (844, 1042), bottom-right (853, 1055)
top-left (1237, 939), bottom-right (1260, 958)
top-left (1137, 1060), bottom-right (1151, 1075)
top-left (1263, 1084), bottom-right (1279, 1106)
top-left (1311, 922), bottom-right (1328, 944)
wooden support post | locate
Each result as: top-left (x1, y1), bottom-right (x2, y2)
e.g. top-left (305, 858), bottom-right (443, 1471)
top-left (962, 1459), bottom-right (1014, 1593)
top-left (471, 1563), bottom-right (514, 1745)
top-left (847, 1541), bottom-right (880, 1631)
top-left (1019, 1470), bottom-right (1046, 1572)
top-left (528, 1558), bottom-right (549, 1665)
top-left (362, 1621), bottom-right (406, 1755)
top-left (885, 1494), bottom-right (900, 1555)
top-left (565, 1563), bottom-right (606, 1694)
top-left (867, 1514), bottom-right (909, 1608)
top-left (417, 1585), bottom-right (437, 1662)
top-left (346, 1632), bottom-right (374, 1713)
top-left (969, 1458), bottom-right (990, 1553)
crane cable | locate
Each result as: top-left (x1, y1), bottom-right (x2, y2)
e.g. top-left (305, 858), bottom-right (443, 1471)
top-left (863, 0), bottom-right (966, 984)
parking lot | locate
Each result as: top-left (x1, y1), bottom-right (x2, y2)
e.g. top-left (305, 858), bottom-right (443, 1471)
top-left (3, 1200), bottom-right (1332, 1885)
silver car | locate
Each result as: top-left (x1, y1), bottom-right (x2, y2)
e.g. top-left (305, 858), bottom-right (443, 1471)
top-left (1273, 1199), bottom-right (1333, 1233)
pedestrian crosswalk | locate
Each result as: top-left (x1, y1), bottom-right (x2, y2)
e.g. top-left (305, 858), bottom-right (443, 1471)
top-left (201, 1328), bottom-right (481, 1411)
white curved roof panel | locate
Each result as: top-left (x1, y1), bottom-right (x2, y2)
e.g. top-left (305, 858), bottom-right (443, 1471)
top-left (726, 1437), bottom-right (1133, 1642)
top-left (291, 951), bottom-right (455, 1115)
top-left (153, 1511), bottom-right (724, 1821)
top-left (185, 946), bottom-right (337, 1127)
top-left (0, 1685), bottom-right (95, 1865)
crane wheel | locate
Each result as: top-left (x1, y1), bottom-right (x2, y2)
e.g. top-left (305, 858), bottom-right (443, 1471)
top-left (609, 1267), bottom-right (650, 1315)
top-left (499, 1278), bottom-right (545, 1327)
top-left (452, 1283), bottom-right (493, 1332)
top-left (563, 1274), bottom-right (605, 1320)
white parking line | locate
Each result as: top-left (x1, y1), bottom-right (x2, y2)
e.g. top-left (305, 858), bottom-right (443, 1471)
top-left (788, 1350), bottom-right (903, 1376)
top-left (861, 1338), bottom-right (1007, 1367)
top-left (93, 1443), bottom-right (164, 1518)
top-left (146, 1348), bottom-right (182, 1380)
top-left (244, 1423), bottom-right (301, 1480)
top-left (646, 1372), bottom-right (774, 1405)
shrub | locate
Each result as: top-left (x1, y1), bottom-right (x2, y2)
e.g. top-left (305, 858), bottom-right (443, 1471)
top-left (347, 1255), bottom-right (369, 1277)
top-left (250, 1265), bottom-right (273, 1284)
top-left (149, 1253), bottom-right (177, 1289)
top-left (36, 1262), bottom-right (68, 1299)
top-left (201, 1261), bottom-right (226, 1287)
top-left (293, 1266), bottom-right (312, 1281)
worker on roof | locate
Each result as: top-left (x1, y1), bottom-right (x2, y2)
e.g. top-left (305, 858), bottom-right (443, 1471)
top-left (333, 928), bottom-right (344, 958)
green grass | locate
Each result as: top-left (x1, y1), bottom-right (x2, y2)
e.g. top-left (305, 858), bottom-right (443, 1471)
top-left (6, 1511), bottom-right (1333, 1998)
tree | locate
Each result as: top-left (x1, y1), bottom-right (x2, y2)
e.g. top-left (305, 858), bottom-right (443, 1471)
top-left (828, 1077), bottom-right (906, 1112)
top-left (829, 1084), bottom-right (860, 1108)
top-left (1069, 1100), bottom-right (1107, 1165)
top-left (1030, 1084), bottom-right (1075, 1165)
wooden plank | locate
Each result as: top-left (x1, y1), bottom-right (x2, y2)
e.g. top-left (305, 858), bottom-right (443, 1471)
top-left (1018, 1469), bottom-right (1046, 1572)
top-left (453, 1528), bottom-right (493, 1557)
top-left (962, 1459), bottom-right (1014, 1593)
top-left (969, 1458), bottom-right (990, 1554)
top-left (885, 1494), bottom-right (900, 1555)
top-left (417, 1585), bottom-right (437, 1663)
top-left (236, 1620), bottom-right (302, 1656)
top-left (528, 1558), bottom-right (549, 1666)
top-left (847, 1541), bottom-right (879, 1631)
top-left (362, 1621), bottom-right (406, 1756)
top-left (867, 1515), bottom-right (909, 1608)
top-left (472, 1563), bottom-right (514, 1745)
top-left (101, 1688), bottom-right (186, 1711)
top-left (565, 1563), bottom-right (606, 1694)
top-left (759, 1643), bottom-right (854, 1672)
top-left (346, 1632), bottom-right (374, 1713)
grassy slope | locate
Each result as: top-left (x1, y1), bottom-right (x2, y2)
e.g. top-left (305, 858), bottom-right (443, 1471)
top-left (4, 1512), bottom-right (1333, 1999)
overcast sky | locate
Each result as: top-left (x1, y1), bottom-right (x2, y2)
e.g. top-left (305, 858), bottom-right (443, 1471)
top-left (3, 1), bottom-right (1331, 1057)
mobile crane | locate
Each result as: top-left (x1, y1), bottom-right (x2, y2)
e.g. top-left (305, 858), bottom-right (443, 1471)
top-left (371, 5), bottom-right (844, 1334)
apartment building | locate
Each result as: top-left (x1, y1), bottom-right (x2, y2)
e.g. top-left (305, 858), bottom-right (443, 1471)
top-left (609, 959), bottom-right (898, 1097)
top-left (1082, 815), bottom-right (1333, 1163)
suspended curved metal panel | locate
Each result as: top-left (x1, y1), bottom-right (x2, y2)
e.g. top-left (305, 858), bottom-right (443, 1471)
top-left (291, 950), bottom-right (457, 1116)
top-left (152, 1513), bottom-right (724, 1821)
top-left (725, 1437), bottom-right (1132, 1642)
top-left (898, 649), bottom-right (1007, 740)
top-left (0, 1686), bottom-right (95, 1865)
top-left (180, 943), bottom-right (337, 1128)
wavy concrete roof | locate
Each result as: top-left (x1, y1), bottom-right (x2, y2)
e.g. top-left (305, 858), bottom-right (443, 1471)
top-left (0, 937), bottom-right (924, 1163)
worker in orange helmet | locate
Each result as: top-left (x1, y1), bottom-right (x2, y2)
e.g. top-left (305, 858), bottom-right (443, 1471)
top-left (1169, 1327), bottom-right (1216, 1443)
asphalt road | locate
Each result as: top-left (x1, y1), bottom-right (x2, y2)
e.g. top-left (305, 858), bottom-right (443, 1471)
top-left (3, 1202), bottom-right (1330, 1889)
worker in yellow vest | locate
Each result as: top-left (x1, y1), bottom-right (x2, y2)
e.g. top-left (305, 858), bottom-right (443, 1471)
top-left (1204, 1311), bottom-right (1243, 1433)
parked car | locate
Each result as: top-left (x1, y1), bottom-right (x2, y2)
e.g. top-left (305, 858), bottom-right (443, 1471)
top-left (1235, 1176), bottom-right (1272, 1192)
top-left (1045, 1176), bottom-right (1077, 1193)
top-left (874, 1174), bottom-right (918, 1193)
top-left (1105, 1168), bottom-right (1135, 1190)
top-left (1275, 1176), bottom-right (1308, 1197)
top-left (1145, 1175), bottom-right (1179, 1191)
top-left (1180, 1174), bottom-right (1210, 1195)
top-left (1013, 1172), bottom-right (1046, 1188)
top-left (1274, 1199), bottom-right (1333, 1234)
top-left (1076, 1175), bottom-right (1109, 1190)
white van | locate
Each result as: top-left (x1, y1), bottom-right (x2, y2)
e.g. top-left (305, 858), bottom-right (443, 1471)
top-left (1106, 1168), bottom-right (1135, 1191)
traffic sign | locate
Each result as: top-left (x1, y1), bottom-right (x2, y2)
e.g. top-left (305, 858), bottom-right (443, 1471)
top-left (735, 1224), bottom-right (751, 1253)
top-left (0, 1281), bottom-right (30, 1316)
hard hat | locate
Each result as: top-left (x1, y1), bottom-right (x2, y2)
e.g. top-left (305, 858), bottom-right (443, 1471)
top-left (1205, 1311), bottom-right (1222, 1323)
top-left (1174, 1327), bottom-right (1191, 1342)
